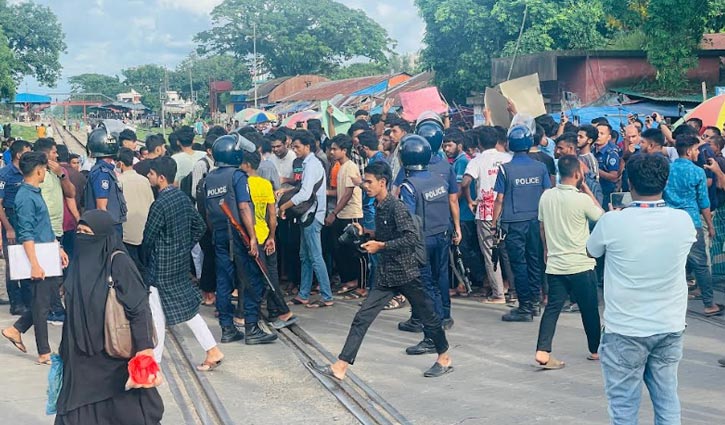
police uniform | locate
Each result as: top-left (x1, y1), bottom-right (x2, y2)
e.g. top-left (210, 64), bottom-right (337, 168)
top-left (593, 142), bottom-right (620, 208)
top-left (0, 162), bottom-right (28, 309)
top-left (494, 153), bottom-right (551, 314)
top-left (401, 169), bottom-right (453, 321)
top-left (204, 166), bottom-right (266, 331)
top-left (85, 160), bottom-right (127, 235)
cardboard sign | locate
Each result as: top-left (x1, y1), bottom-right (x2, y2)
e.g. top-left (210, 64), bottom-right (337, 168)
top-left (498, 73), bottom-right (547, 118)
top-left (399, 87), bottom-right (448, 122)
top-left (484, 87), bottom-right (512, 128)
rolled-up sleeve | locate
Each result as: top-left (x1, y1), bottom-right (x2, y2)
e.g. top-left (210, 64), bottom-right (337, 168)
top-left (14, 194), bottom-right (37, 243)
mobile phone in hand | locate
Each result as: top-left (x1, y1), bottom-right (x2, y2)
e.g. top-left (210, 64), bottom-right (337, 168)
top-left (610, 192), bottom-right (632, 209)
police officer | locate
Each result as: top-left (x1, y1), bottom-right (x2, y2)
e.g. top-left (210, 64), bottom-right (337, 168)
top-left (397, 135), bottom-right (455, 355)
top-left (84, 125), bottom-right (127, 237)
top-left (203, 134), bottom-right (277, 345)
top-left (492, 124), bottom-right (551, 322)
top-left (593, 122), bottom-right (621, 209)
top-left (0, 140), bottom-right (32, 314)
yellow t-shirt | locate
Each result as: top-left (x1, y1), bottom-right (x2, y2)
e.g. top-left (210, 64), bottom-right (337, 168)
top-left (248, 175), bottom-right (275, 244)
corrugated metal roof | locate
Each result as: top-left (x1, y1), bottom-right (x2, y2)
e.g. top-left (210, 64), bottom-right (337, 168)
top-left (245, 77), bottom-right (293, 100)
top-left (385, 72), bottom-right (437, 105)
top-left (701, 33), bottom-right (725, 50)
top-left (610, 87), bottom-right (704, 104)
top-left (279, 75), bottom-right (393, 102)
top-left (12, 93), bottom-right (51, 104)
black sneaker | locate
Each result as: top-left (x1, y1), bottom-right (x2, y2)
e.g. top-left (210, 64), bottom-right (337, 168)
top-left (245, 323), bottom-right (278, 345)
top-left (718, 358), bottom-right (725, 367)
top-left (398, 318), bottom-right (424, 333)
top-left (220, 326), bottom-right (243, 343)
top-left (405, 338), bottom-right (436, 355)
top-left (442, 318), bottom-right (454, 330)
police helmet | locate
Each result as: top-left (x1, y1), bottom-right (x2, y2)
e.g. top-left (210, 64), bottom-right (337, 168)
top-left (507, 124), bottom-right (534, 152)
top-left (212, 133), bottom-right (256, 167)
top-left (87, 125), bottom-right (119, 158)
top-left (400, 134), bottom-right (432, 171)
top-left (415, 111), bottom-right (444, 153)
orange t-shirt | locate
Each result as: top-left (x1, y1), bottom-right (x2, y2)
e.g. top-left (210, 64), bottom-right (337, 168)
top-left (330, 161), bottom-right (340, 188)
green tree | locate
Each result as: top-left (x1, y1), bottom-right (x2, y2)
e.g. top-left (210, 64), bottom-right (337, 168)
top-left (68, 73), bottom-right (126, 98)
top-left (122, 64), bottom-right (168, 112)
top-left (0, 1), bottom-right (66, 86)
top-left (644, 0), bottom-right (708, 93)
top-left (172, 54), bottom-right (252, 109)
top-left (0, 27), bottom-right (15, 99)
top-left (194, 0), bottom-right (393, 77)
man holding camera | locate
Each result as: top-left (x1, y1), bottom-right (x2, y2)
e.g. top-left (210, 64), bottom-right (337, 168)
top-left (310, 161), bottom-right (452, 380)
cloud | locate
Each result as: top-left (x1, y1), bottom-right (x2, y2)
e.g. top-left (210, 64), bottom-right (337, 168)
top-left (157, 0), bottom-right (223, 15)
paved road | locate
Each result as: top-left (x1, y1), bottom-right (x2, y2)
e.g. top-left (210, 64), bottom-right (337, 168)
top-left (1, 260), bottom-right (723, 424)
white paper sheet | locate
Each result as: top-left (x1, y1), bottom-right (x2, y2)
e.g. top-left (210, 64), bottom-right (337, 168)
top-left (8, 242), bottom-right (63, 281)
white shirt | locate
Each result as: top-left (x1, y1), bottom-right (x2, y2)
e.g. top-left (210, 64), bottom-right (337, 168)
top-left (270, 150), bottom-right (295, 182)
top-left (172, 150), bottom-right (206, 184)
top-left (463, 148), bottom-right (512, 220)
top-left (586, 202), bottom-right (695, 337)
top-left (664, 146), bottom-right (679, 163)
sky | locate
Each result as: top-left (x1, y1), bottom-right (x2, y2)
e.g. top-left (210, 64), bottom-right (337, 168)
top-left (17, 0), bottom-right (425, 95)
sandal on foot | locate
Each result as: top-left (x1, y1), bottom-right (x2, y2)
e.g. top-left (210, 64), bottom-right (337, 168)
top-left (688, 293), bottom-right (702, 300)
top-left (2, 329), bottom-right (26, 353)
top-left (423, 362), bottom-right (454, 378)
top-left (533, 356), bottom-right (566, 370)
top-left (342, 290), bottom-right (365, 300)
top-left (335, 284), bottom-right (357, 295)
top-left (705, 304), bottom-right (725, 317)
top-left (306, 300), bottom-right (334, 308)
top-left (308, 361), bottom-right (343, 381)
top-left (288, 297), bottom-right (308, 306)
top-left (587, 354), bottom-right (599, 361)
top-left (197, 358), bottom-right (223, 372)
top-left (384, 295), bottom-right (407, 310)
top-left (36, 358), bottom-right (52, 366)
top-left (480, 297), bottom-right (506, 305)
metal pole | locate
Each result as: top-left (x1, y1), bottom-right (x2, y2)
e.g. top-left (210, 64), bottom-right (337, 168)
top-left (253, 22), bottom-right (258, 109)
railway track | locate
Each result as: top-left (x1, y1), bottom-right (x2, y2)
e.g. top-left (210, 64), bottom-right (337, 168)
top-left (163, 326), bottom-right (234, 425)
top-left (273, 322), bottom-right (411, 425)
top-left (50, 119), bottom-right (86, 155)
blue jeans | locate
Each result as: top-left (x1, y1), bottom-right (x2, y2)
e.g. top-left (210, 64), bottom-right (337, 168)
top-left (299, 220), bottom-right (332, 301)
top-left (600, 331), bottom-right (684, 425)
top-left (418, 232), bottom-right (451, 320)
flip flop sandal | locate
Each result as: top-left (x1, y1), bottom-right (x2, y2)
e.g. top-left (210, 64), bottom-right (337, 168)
top-left (307, 361), bottom-right (343, 381)
top-left (2, 330), bottom-right (26, 353)
top-left (705, 304), bottom-right (725, 317)
top-left (480, 297), bottom-right (507, 304)
top-left (306, 300), bottom-right (334, 309)
top-left (533, 356), bottom-right (566, 370)
top-left (288, 297), bottom-right (308, 306)
top-left (335, 284), bottom-right (358, 295)
top-left (36, 359), bottom-right (52, 366)
top-left (197, 358), bottom-right (223, 372)
top-left (586, 354), bottom-right (599, 361)
top-left (342, 290), bottom-right (366, 300)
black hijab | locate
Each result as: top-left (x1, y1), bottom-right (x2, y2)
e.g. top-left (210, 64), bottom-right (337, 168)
top-left (64, 210), bottom-right (129, 356)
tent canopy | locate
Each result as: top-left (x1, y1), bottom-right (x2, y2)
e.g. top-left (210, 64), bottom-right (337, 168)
top-left (12, 93), bottom-right (51, 104)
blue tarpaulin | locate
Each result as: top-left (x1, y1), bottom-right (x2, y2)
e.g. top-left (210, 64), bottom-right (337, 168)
top-left (351, 80), bottom-right (389, 97)
top-left (12, 93), bottom-right (51, 104)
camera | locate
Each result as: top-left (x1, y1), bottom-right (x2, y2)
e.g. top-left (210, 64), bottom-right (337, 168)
top-left (338, 223), bottom-right (369, 253)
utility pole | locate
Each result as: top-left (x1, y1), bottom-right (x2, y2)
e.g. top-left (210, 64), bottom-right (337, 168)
top-left (253, 22), bottom-right (258, 109)
top-left (160, 67), bottom-right (168, 136)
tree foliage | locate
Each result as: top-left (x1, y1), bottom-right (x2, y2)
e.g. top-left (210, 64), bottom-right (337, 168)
top-left (194, 0), bottom-right (393, 77)
top-left (0, 1), bottom-right (66, 87)
top-left (0, 28), bottom-right (15, 99)
top-left (643, 0), bottom-right (707, 93)
top-left (417, 0), bottom-right (717, 100)
top-left (68, 74), bottom-right (126, 99)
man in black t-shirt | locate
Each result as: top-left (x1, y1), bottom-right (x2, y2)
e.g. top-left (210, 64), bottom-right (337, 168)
top-left (529, 124), bottom-right (557, 187)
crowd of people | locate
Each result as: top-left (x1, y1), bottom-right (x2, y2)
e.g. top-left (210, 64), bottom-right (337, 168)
top-left (0, 99), bottom-right (721, 424)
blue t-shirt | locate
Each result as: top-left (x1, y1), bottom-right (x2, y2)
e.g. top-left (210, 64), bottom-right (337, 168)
top-left (452, 153), bottom-right (475, 221)
top-left (0, 162), bottom-right (24, 211)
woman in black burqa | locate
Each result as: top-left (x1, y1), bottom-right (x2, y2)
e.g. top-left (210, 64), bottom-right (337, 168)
top-left (55, 209), bottom-right (163, 425)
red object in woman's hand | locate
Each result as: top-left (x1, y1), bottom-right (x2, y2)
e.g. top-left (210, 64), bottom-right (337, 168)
top-left (128, 354), bottom-right (160, 386)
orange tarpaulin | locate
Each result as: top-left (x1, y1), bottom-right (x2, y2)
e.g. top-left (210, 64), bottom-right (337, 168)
top-left (399, 87), bottom-right (447, 122)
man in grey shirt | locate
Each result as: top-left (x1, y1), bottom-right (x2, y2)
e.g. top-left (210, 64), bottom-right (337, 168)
top-left (279, 130), bottom-right (333, 307)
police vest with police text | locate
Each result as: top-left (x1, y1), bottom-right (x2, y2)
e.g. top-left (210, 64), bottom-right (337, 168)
top-left (499, 158), bottom-right (547, 223)
top-left (402, 172), bottom-right (450, 237)
top-left (84, 162), bottom-right (127, 224)
top-left (204, 166), bottom-right (243, 230)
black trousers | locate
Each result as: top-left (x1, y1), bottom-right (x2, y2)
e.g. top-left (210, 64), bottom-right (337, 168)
top-left (536, 270), bottom-right (601, 354)
top-left (458, 220), bottom-right (485, 286)
top-left (339, 278), bottom-right (449, 365)
top-left (331, 218), bottom-right (364, 284)
top-left (277, 218), bottom-right (301, 287)
top-left (124, 243), bottom-right (146, 280)
top-left (13, 277), bottom-right (61, 355)
top-left (234, 245), bottom-right (290, 319)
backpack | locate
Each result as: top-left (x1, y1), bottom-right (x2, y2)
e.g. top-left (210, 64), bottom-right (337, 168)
top-left (584, 171), bottom-right (604, 206)
top-left (277, 178), bottom-right (323, 227)
top-left (180, 157), bottom-right (211, 200)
